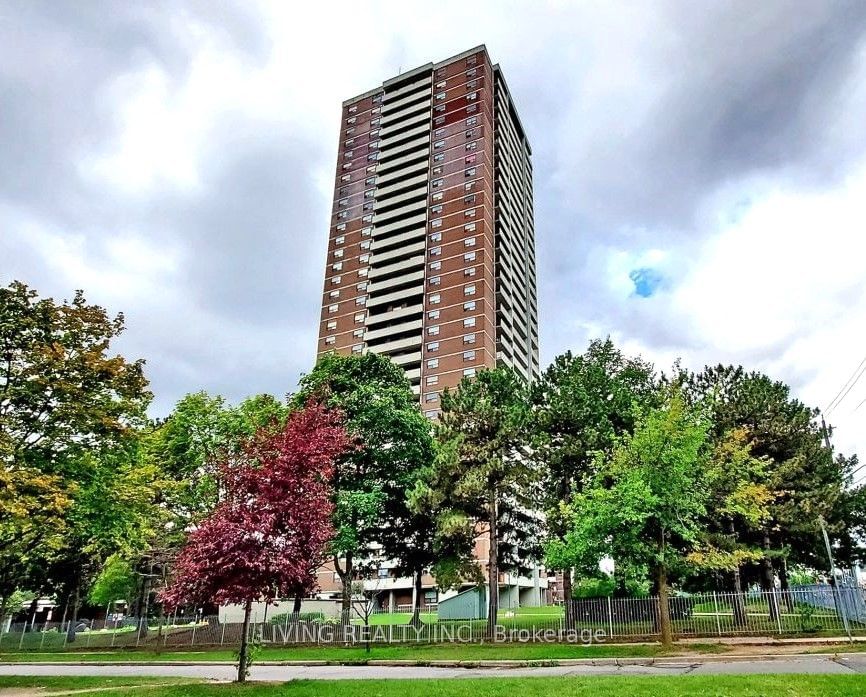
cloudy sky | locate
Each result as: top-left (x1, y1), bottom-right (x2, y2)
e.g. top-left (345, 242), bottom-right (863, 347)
top-left (2, 0), bottom-right (865, 471)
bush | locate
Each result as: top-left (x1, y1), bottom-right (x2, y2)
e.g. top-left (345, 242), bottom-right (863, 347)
top-left (572, 576), bottom-right (615, 599)
top-left (268, 611), bottom-right (326, 625)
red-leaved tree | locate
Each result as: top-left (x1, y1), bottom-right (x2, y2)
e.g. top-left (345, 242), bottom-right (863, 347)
top-left (161, 402), bottom-right (349, 681)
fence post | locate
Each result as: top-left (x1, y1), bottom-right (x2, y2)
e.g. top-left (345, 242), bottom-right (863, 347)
top-left (774, 590), bottom-right (783, 634)
top-left (607, 597), bottom-right (614, 639)
top-left (191, 616), bottom-right (197, 647)
top-left (713, 592), bottom-right (722, 636)
top-left (220, 619), bottom-right (226, 646)
top-left (18, 625), bottom-right (26, 651)
top-left (0, 616), bottom-right (5, 650)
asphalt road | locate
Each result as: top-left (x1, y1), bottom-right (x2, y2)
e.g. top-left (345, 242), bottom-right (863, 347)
top-left (0, 655), bottom-right (865, 680)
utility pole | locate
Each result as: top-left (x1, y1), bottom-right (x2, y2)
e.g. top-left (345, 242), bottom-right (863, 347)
top-left (818, 515), bottom-right (852, 642)
top-left (820, 416), bottom-right (832, 450)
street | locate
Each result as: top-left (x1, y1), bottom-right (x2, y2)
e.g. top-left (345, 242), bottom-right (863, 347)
top-left (1, 654), bottom-right (865, 681)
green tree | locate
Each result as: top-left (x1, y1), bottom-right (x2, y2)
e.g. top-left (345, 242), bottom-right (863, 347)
top-left (88, 554), bottom-right (137, 610)
top-left (548, 390), bottom-right (710, 646)
top-left (532, 339), bottom-right (656, 620)
top-left (415, 366), bottom-right (538, 637)
top-left (293, 353), bottom-right (434, 617)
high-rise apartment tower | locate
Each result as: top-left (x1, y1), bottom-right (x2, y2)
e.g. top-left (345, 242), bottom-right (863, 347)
top-left (317, 46), bottom-right (539, 414)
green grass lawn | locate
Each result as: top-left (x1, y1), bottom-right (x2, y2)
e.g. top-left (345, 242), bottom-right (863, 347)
top-left (0, 675), bottom-right (200, 691)
top-left (0, 641), bottom-right (730, 663)
top-left (1, 675), bottom-right (865, 696)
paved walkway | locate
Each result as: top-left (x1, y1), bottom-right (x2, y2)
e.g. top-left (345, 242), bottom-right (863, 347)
top-left (1, 654), bottom-right (864, 680)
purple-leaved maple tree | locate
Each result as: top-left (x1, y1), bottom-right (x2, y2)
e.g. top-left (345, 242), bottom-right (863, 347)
top-left (161, 401), bottom-right (349, 681)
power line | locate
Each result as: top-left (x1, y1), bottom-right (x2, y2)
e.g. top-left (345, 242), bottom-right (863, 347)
top-left (825, 354), bottom-right (866, 416)
top-left (853, 396), bottom-right (866, 414)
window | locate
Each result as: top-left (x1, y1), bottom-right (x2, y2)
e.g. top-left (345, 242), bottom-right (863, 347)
top-left (431, 204), bottom-right (443, 214)
top-left (434, 140), bottom-right (445, 149)
top-left (362, 214), bottom-right (373, 222)
top-left (432, 192), bottom-right (443, 202)
top-left (356, 296), bottom-right (367, 305)
top-left (435, 128), bottom-right (445, 137)
top-left (465, 167), bottom-right (476, 177)
top-left (464, 267), bottom-right (476, 277)
top-left (329, 290), bottom-right (340, 298)
top-left (429, 276), bottom-right (440, 286)
top-left (466, 142), bottom-right (477, 152)
top-left (363, 201), bottom-right (373, 211)
top-left (463, 300), bottom-right (476, 310)
top-left (434, 115), bottom-right (445, 126)
top-left (344, 151), bottom-right (353, 159)
top-left (465, 209), bottom-right (476, 218)
top-left (367, 152), bottom-right (378, 161)
top-left (464, 317), bottom-right (476, 327)
top-left (433, 152), bottom-right (444, 162)
top-left (425, 392), bottom-right (439, 403)
top-left (356, 282), bottom-right (367, 291)
top-left (427, 309), bottom-right (439, 319)
top-left (432, 166), bottom-right (443, 175)
top-left (465, 237), bottom-right (476, 246)
top-left (354, 313), bottom-right (365, 323)
top-left (327, 320), bottom-right (337, 330)
top-left (368, 139), bottom-right (379, 149)
top-left (429, 293), bottom-right (441, 304)
top-left (466, 128), bottom-right (477, 139)
top-left (465, 223), bottom-right (476, 232)
top-left (341, 163), bottom-right (351, 170)
top-left (466, 92), bottom-right (477, 101)
top-left (332, 262), bottom-right (342, 271)
top-left (325, 336), bottom-right (336, 345)
top-left (463, 350), bottom-right (476, 361)
top-left (352, 344), bottom-right (363, 354)
top-left (429, 261), bottom-right (441, 271)
top-left (464, 333), bottom-right (476, 344)
top-left (465, 154), bottom-right (476, 164)
top-left (425, 410), bottom-right (438, 418)
top-left (466, 116), bottom-right (477, 126)
top-left (464, 251), bottom-right (476, 262)
top-left (377, 567), bottom-right (389, 579)
top-left (467, 68), bottom-right (477, 77)
top-left (360, 253), bottom-right (370, 263)
top-left (353, 328), bottom-right (364, 338)
top-left (373, 92), bottom-right (383, 103)
top-left (466, 104), bottom-right (477, 114)
top-left (360, 240), bottom-right (371, 249)
top-left (340, 174), bottom-right (351, 182)
top-left (337, 211), bottom-right (347, 219)
top-left (436, 67), bottom-right (446, 77)
top-left (431, 219), bottom-right (442, 228)
top-left (328, 304), bottom-right (338, 313)
top-left (358, 267), bottom-right (368, 277)
top-left (365, 176), bottom-right (376, 186)
top-left (331, 275), bottom-right (341, 285)
top-left (464, 194), bottom-right (476, 204)
top-left (435, 92), bottom-right (445, 101)
top-left (335, 235), bottom-right (345, 245)
top-left (467, 79), bottom-right (477, 89)
top-left (465, 181), bottom-right (475, 191)
top-left (429, 246), bottom-right (441, 256)
top-left (427, 358), bottom-right (439, 369)
top-left (366, 164), bottom-right (376, 173)
top-left (429, 232), bottom-right (442, 242)
top-left (426, 375), bottom-right (439, 385)
top-left (432, 179), bottom-right (444, 188)
top-left (362, 226), bottom-right (372, 236)
top-left (344, 138), bottom-right (354, 147)
top-left (436, 80), bottom-right (446, 88)
top-left (467, 55), bottom-right (477, 66)
top-left (463, 367), bottom-right (476, 377)
top-left (464, 284), bottom-right (476, 296)
top-left (427, 341), bottom-right (439, 351)
top-left (348, 105), bottom-right (357, 114)
top-left (346, 126), bottom-right (355, 135)
top-left (347, 116), bottom-right (356, 124)
top-left (364, 189), bottom-right (375, 199)
top-left (336, 222), bottom-right (346, 231)
top-left (434, 104), bottom-right (445, 113)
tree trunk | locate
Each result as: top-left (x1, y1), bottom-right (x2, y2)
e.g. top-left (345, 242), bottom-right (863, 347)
top-left (657, 564), bottom-right (673, 647)
top-left (410, 566), bottom-right (424, 628)
top-left (731, 566), bottom-right (747, 627)
top-left (66, 581), bottom-right (80, 643)
top-left (138, 562), bottom-right (152, 640)
top-left (237, 599), bottom-right (252, 683)
top-left (761, 530), bottom-right (779, 622)
top-left (778, 557), bottom-right (794, 611)
top-left (486, 487), bottom-right (499, 639)
top-left (562, 568), bottom-right (575, 630)
top-left (292, 595), bottom-right (302, 614)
